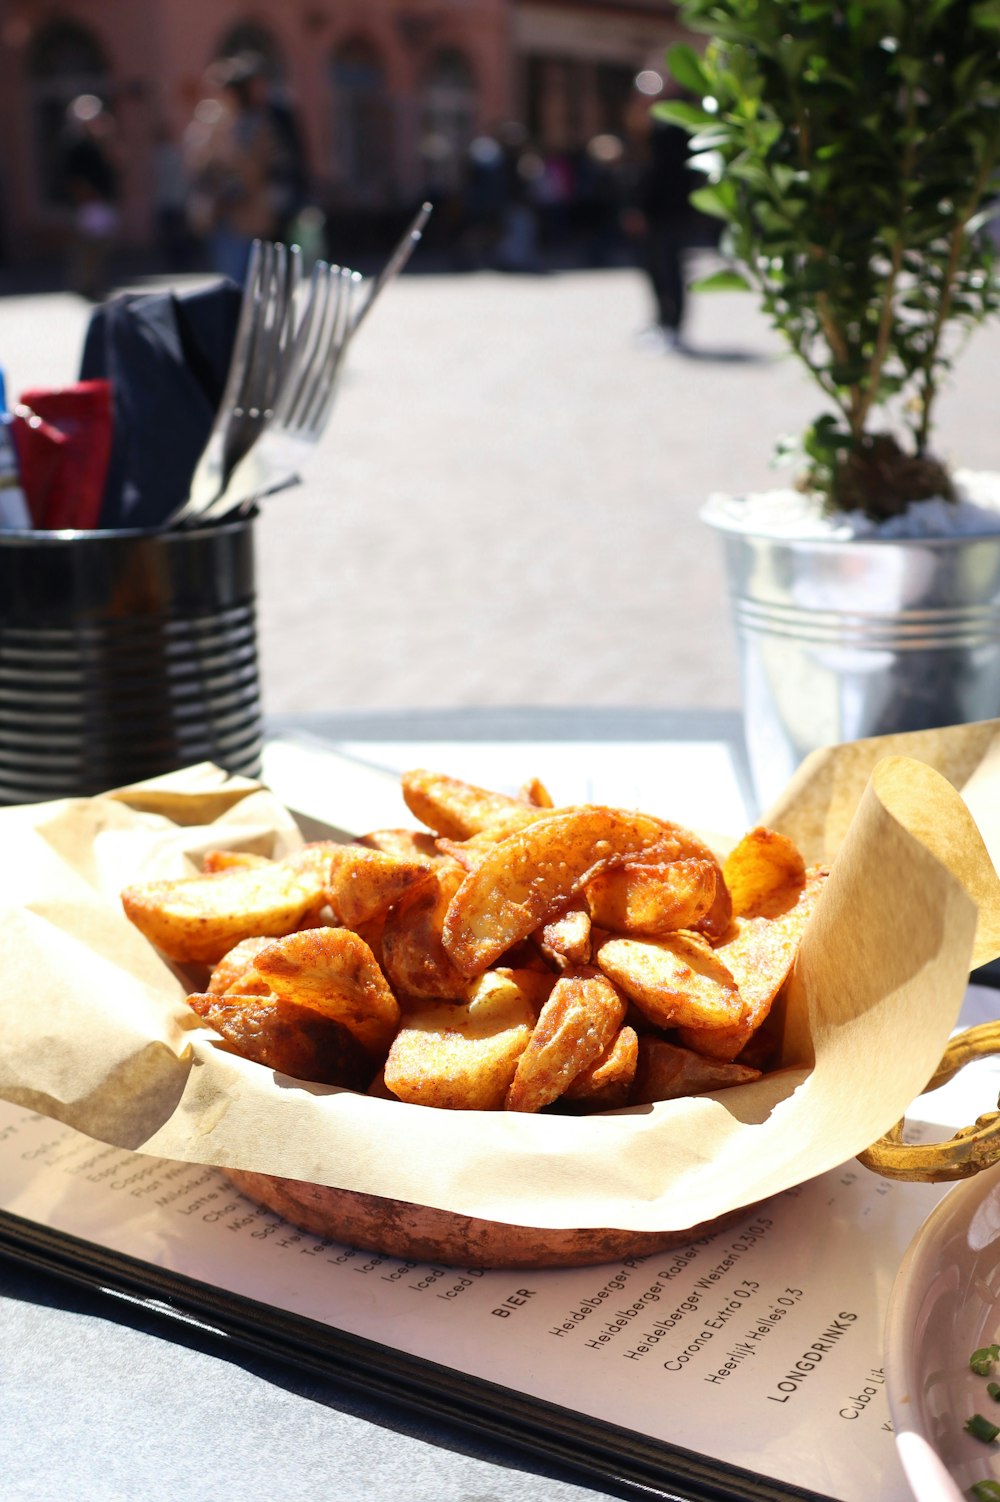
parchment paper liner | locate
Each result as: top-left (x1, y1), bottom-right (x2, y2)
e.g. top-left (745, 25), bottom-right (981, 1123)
top-left (2, 723), bottom-right (999, 1238)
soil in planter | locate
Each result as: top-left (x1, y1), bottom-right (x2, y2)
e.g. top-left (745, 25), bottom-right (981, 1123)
top-left (831, 435), bottom-right (955, 521)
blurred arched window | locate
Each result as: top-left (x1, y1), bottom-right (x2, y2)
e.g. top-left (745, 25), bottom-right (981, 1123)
top-left (329, 38), bottom-right (392, 206)
top-left (420, 49), bottom-right (476, 195)
top-left (214, 22), bottom-right (285, 80)
top-left (28, 21), bottom-right (111, 206)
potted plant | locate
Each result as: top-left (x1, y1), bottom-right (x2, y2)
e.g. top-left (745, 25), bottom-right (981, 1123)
top-left (656, 0), bottom-right (1000, 809)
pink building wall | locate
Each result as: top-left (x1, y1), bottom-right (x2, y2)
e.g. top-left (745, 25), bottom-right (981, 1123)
top-left (0, 0), bottom-right (676, 264)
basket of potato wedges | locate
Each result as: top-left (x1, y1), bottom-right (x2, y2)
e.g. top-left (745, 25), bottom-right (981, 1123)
top-left (115, 766), bottom-right (834, 1263)
top-left (2, 728), bottom-right (995, 1270)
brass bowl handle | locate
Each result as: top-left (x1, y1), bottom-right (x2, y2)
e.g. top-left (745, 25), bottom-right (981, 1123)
top-left (858, 1020), bottom-right (1000, 1182)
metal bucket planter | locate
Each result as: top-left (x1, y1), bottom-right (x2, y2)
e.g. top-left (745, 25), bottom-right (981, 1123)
top-left (705, 506), bottom-right (1000, 812)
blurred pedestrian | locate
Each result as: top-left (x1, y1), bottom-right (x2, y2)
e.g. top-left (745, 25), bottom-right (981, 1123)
top-left (183, 55), bottom-right (283, 283)
top-left (151, 120), bottom-right (193, 272)
top-left (576, 134), bottom-right (628, 268)
top-left (59, 95), bottom-right (120, 300)
top-left (264, 73), bottom-right (310, 242)
top-left (458, 133), bottom-right (507, 268)
top-left (493, 122), bottom-right (541, 273)
top-left (625, 104), bottom-right (698, 350)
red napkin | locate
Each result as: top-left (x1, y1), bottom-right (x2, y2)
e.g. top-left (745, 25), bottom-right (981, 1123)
top-left (14, 380), bottom-right (113, 530)
top-left (9, 408), bottom-right (69, 529)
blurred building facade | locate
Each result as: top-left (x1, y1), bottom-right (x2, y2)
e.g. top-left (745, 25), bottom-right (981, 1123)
top-left (0, 0), bottom-right (684, 265)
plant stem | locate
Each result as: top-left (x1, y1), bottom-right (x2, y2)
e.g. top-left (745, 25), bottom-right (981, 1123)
top-left (789, 74), bottom-right (852, 419)
top-left (852, 237), bottom-right (904, 442)
top-left (915, 143), bottom-right (999, 454)
top-left (851, 71), bottom-right (919, 444)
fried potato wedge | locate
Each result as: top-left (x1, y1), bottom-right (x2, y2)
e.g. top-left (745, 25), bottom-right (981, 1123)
top-left (201, 850), bottom-right (273, 874)
top-left (324, 845), bottom-right (433, 928)
top-left (187, 991), bottom-right (373, 1090)
top-left (434, 830), bottom-right (504, 873)
top-left (519, 776), bottom-right (554, 808)
top-left (594, 931), bottom-right (742, 1031)
top-left (383, 969), bottom-right (546, 1109)
top-left (380, 862), bottom-right (470, 1001)
top-left (690, 869), bottom-right (733, 942)
top-left (563, 1025), bottom-right (638, 1111)
top-left (536, 904), bottom-right (592, 969)
top-left (120, 849), bottom-right (333, 964)
top-left (723, 827), bottom-right (806, 919)
top-left (208, 935), bottom-right (276, 995)
top-left (631, 1037), bottom-right (761, 1105)
top-left (357, 828), bottom-right (443, 863)
top-left (402, 768), bottom-right (545, 839)
top-left (442, 806), bottom-right (714, 975)
top-left (586, 858), bottom-right (718, 937)
top-left (253, 926), bottom-right (401, 1058)
top-left (677, 866), bottom-right (829, 1061)
top-left (506, 970), bottom-right (627, 1113)
top-left (351, 913), bottom-right (386, 971)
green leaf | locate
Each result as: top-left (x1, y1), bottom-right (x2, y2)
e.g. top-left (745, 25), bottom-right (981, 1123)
top-left (687, 127), bottom-right (733, 152)
top-left (954, 54), bottom-right (983, 93)
top-left (652, 101), bottom-right (718, 131)
top-left (689, 269), bottom-right (753, 292)
top-left (799, 1), bottom-right (835, 18)
top-left (897, 56), bottom-right (924, 86)
top-left (972, 0), bottom-right (1000, 31)
top-left (667, 43), bottom-right (711, 96)
top-left (690, 184), bottom-right (737, 220)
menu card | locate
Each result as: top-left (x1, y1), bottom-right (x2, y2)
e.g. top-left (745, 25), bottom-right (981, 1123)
top-left (2, 980), bottom-right (997, 1502)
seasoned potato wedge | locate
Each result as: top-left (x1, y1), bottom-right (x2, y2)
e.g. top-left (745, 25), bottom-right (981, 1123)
top-left (357, 828), bottom-right (443, 863)
top-left (506, 970), bottom-right (627, 1113)
top-left (201, 850), bottom-right (273, 874)
top-left (677, 867), bottom-right (828, 1061)
top-left (631, 1037), bottom-right (761, 1104)
top-left (120, 849), bottom-right (334, 964)
top-left (380, 862), bottom-right (470, 1001)
top-left (253, 926), bottom-right (401, 1058)
top-left (208, 935), bottom-right (276, 995)
top-left (563, 1025), bottom-right (638, 1111)
top-left (723, 827), bottom-right (806, 919)
top-left (187, 991), bottom-right (373, 1090)
top-left (519, 776), bottom-right (554, 808)
top-left (595, 931), bottom-right (743, 1031)
top-left (324, 845), bottom-right (433, 928)
top-left (351, 913), bottom-right (387, 971)
top-left (384, 969), bottom-right (547, 1109)
top-left (443, 806), bottom-right (718, 975)
top-left (402, 768), bottom-right (545, 839)
top-left (586, 858), bottom-right (718, 937)
top-left (536, 904), bottom-right (592, 969)
top-left (434, 830), bottom-right (504, 872)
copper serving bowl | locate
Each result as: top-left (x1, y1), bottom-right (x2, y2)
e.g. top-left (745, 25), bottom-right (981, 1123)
top-left (224, 1168), bottom-right (750, 1269)
top-left (225, 1022), bottom-right (1000, 1269)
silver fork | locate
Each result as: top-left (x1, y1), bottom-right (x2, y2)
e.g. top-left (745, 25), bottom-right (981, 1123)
top-left (167, 239), bottom-right (301, 528)
top-left (349, 200), bottom-right (432, 334)
top-left (199, 261), bottom-right (360, 522)
top-left (188, 205), bottom-right (432, 524)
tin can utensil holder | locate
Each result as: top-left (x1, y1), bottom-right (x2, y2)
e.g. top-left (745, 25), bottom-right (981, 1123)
top-left (0, 517), bottom-right (263, 803)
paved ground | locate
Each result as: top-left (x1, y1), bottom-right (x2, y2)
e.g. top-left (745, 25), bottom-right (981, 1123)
top-left (4, 259), bottom-right (1000, 719)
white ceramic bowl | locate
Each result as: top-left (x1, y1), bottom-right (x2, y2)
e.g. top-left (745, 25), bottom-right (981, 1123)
top-left (886, 1160), bottom-right (1000, 1502)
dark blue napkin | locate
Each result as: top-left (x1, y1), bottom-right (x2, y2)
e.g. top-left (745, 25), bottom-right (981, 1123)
top-left (80, 279), bottom-right (242, 529)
